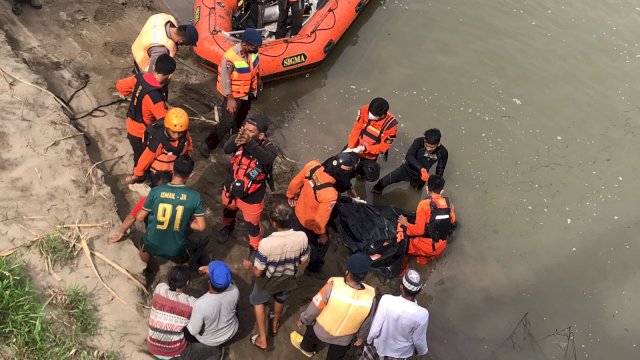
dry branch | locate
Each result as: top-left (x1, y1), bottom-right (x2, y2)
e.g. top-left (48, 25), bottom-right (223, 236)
top-left (85, 154), bottom-right (125, 178)
top-left (0, 65), bottom-right (74, 113)
top-left (79, 235), bottom-right (127, 304)
top-left (42, 133), bottom-right (84, 153)
top-left (57, 222), bottom-right (111, 229)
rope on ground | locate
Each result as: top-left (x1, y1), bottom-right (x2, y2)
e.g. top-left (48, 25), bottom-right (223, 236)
top-left (184, 103), bottom-right (219, 125)
top-left (175, 57), bottom-right (212, 77)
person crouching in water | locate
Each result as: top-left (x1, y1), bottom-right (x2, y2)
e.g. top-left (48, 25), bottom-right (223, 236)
top-left (398, 175), bottom-right (456, 265)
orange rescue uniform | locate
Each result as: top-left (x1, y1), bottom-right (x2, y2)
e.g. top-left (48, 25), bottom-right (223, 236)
top-left (347, 104), bottom-right (398, 160)
top-left (116, 73), bottom-right (168, 139)
top-left (406, 193), bottom-right (456, 264)
top-left (134, 133), bottom-right (193, 177)
top-left (286, 160), bottom-right (338, 235)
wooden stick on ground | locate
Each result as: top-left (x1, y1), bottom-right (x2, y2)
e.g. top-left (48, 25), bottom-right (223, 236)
top-left (89, 250), bottom-right (148, 295)
top-left (42, 133), bottom-right (84, 153)
top-left (0, 65), bottom-right (74, 113)
top-left (58, 222), bottom-right (111, 229)
top-left (85, 154), bottom-right (125, 178)
top-left (79, 234), bottom-right (127, 304)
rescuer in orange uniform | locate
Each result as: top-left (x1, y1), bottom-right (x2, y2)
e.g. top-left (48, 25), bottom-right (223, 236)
top-left (126, 108), bottom-right (193, 187)
top-left (346, 98), bottom-right (398, 182)
top-left (398, 174), bottom-right (457, 265)
top-left (200, 28), bottom-right (263, 157)
top-left (116, 54), bottom-right (176, 167)
top-left (286, 153), bottom-right (357, 273)
top-left (219, 115), bottom-right (278, 256)
top-left (131, 13), bottom-right (199, 74)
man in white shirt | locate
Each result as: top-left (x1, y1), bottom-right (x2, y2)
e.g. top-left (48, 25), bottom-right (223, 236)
top-left (362, 269), bottom-right (429, 360)
top-left (184, 261), bottom-right (239, 360)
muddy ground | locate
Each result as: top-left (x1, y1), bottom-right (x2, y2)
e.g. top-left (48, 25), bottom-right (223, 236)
top-left (0, 1), bottom-right (419, 359)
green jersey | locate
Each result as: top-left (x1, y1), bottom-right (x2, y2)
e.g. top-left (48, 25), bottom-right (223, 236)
top-left (142, 183), bottom-right (205, 258)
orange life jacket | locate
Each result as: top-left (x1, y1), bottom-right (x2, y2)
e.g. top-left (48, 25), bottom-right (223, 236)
top-left (131, 13), bottom-right (178, 72)
top-left (146, 122), bottom-right (188, 174)
top-left (216, 47), bottom-right (259, 98)
top-left (227, 140), bottom-right (272, 198)
top-left (357, 104), bottom-right (397, 160)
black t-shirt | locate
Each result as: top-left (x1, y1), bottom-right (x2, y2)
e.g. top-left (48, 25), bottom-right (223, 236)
top-left (402, 137), bottom-right (448, 177)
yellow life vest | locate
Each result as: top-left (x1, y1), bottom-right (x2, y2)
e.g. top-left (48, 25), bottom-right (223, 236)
top-left (216, 47), bottom-right (259, 98)
top-left (132, 13), bottom-right (178, 72)
top-left (316, 277), bottom-right (375, 337)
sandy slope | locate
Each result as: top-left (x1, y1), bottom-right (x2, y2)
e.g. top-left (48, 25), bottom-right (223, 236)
top-left (0, 27), bottom-right (150, 358)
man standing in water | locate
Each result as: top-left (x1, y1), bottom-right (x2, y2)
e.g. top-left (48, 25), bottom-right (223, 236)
top-left (346, 97), bottom-right (398, 182)
top-left (373, 128), bottom-right (448, 193)
top-left (200, 28), bottom-right (263, 157)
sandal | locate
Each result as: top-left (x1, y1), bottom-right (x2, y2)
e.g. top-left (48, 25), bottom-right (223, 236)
top-left (269, 312), bottom-right (280, 335)
top-left (250, 334), bottom-right (270, 352)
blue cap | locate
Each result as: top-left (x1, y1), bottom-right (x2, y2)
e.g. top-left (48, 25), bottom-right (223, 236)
top-left (347, 253), bottom-right (372, 275)
top-left (184, 24), bottom-right (199, 45)
top-left (241, 28), bottom-right (262, 47)
top-left (207, 261), bottom-right (232, 289)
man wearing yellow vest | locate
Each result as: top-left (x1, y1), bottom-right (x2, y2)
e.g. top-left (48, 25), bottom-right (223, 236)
top-left (131, 13), bottom-right (199, 74)
top-left (291, 253), bottom-right (376, 359)
top-left (200, 28), bottom-right (263, 157)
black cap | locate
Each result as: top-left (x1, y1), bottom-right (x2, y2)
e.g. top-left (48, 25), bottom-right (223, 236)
top-left (246, 114), bottom-right (269, 133)
top-left (184, 24), bottom-right (199, 45)
top-left (347, 253), bottom-right (372, 275)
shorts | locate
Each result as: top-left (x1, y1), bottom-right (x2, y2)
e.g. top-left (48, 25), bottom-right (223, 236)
top-left (139, 235), bottom-right (189, 264)
top-left (249, 282), bottom-right (289, 306)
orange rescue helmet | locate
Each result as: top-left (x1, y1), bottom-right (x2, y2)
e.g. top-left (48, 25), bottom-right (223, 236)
top-left (165, 107), bottom-right (189, 132)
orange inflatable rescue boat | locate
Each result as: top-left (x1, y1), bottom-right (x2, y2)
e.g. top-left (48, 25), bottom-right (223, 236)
top-left (193, 0), bottom-right (370, 81)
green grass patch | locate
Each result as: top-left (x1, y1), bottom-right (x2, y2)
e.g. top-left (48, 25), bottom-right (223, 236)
top-left (38, 232), bottom-right (75, 267)
top-left (64, 287), bottom-right (99, 336)
top-left (0, 256), bottom-right (116, 360)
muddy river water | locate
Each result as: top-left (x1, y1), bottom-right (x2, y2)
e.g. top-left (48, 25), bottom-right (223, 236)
top-left (171, 0), bottom-right (640, 358)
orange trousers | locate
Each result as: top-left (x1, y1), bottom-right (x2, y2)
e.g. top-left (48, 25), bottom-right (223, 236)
top-left (221, 190), bottom-right (263, 250)
top-left (407, 237), bottom-right (447, 265)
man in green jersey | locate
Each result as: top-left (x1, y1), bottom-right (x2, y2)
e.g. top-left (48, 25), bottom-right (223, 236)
top-left (136, 155), bottom-right (206, 263)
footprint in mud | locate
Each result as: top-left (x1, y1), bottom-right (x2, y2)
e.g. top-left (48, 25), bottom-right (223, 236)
top-left (103, 40), bottom-right (130, 58)
top-left (93, 4), bottom-right (125, 26)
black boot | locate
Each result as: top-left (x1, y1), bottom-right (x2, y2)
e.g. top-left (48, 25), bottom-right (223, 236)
top-left (216, 225), bottom-right (234, 244)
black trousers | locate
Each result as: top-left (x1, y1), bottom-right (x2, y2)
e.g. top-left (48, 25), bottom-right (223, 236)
top-left (276, 0), bottom-right (304, 39)
top-left (292, 216), bottom-right (327, 273)
top-left (300, 325), bottom-right (350, 360)
top-left (127, 133), bottom-right (147, 168)
top-left (355, 158), bottom-right (381, 182)
top-left (204, 97), bottom-right (252, 150)
top-left (374, 165), bottom-right (425, 191)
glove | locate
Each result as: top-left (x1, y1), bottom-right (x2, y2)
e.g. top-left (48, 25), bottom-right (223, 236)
top-left (352, 197), bottom-right (367, 204)
top-left (342, 147), bottom-right (357, 153)
top-left (354, 145), bottom-right (366, 154)
top-left (420, 168), bottom-right (429, 182)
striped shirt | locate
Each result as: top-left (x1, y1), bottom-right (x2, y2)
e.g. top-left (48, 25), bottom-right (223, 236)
top-left (254, 229), bottom-right (309, 278)
top-left (148, 282), bottom-right (197, 359)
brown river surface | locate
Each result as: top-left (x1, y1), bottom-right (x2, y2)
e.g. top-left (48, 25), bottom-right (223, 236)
top-left (169, 0), bottom-right (640, 358)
